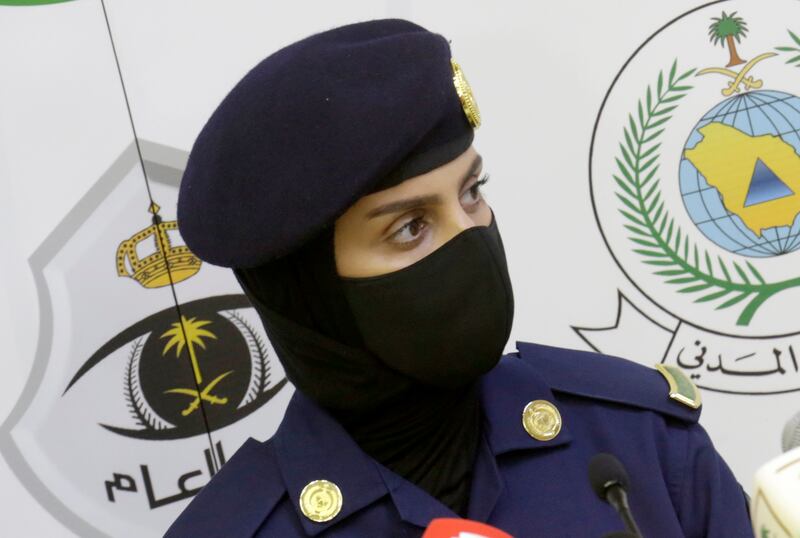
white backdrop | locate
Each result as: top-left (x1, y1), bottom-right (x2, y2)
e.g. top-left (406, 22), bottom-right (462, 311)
top-left (1, 1), bottom-right (797, 536)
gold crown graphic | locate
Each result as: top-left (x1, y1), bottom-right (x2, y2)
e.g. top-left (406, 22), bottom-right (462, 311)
top-left (116, 203), bottom-right (201, 288)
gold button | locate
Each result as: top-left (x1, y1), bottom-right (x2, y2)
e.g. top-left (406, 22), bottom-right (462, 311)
top-left (522, 400), bottom-right (562, 441)
top-left (299, 480), bottom-right (342, 523)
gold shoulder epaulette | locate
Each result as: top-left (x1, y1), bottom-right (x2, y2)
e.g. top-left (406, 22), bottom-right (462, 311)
top-left (655, 363), bottom-right (702, 409)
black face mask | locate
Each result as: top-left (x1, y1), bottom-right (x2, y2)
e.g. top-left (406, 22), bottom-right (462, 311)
top-left (339, 213), bottom-right (514, 388)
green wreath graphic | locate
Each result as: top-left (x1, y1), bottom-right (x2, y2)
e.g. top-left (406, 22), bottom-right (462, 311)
top-left (613, 59), bottom-right (800, 326)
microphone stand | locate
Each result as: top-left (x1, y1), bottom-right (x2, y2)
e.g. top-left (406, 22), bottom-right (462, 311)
top-left (605, 483), bottom-right (643, 538)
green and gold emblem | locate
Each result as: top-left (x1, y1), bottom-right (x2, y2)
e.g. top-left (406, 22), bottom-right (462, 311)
top-left (585, 3), bottom-right (800, 397)
top-left (610, 13), bottom-right (800, 328)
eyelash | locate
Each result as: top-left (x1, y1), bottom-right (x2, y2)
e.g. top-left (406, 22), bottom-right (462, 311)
top-left (387, 173), bottom-right (491, 247)
top-left (467, 174), bottom-right (490, 201)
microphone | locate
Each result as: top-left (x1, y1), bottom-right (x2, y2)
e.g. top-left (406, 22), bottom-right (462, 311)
top-left (751, 411), bottom-right (800, 536)
top-left (422, 518), bottom-right (514, 538)
top-left (588, 453), bottom-right (643, 538)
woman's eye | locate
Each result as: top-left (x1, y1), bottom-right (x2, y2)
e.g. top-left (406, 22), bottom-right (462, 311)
top-left (388, 217), bottom-right (427, 246)
top-left (461, 174), bottom-right (490, 206)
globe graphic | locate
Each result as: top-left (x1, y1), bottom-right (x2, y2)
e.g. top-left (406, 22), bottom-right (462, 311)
top-left (680, 90), bottom-right (800, 257)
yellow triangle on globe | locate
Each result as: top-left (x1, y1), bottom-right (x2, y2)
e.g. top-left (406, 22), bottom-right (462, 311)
top-left (684, 122), bottom-right (800, 236)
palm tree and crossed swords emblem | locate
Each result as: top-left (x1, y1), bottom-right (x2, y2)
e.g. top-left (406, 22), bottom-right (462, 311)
top-left (160, 316), bottom-right (232, 417)
top-left (699, 11), bottom-right (776, 96)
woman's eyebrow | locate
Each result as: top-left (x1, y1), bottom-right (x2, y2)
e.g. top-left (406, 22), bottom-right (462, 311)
top-left (366, 154), bottom-right (483, 220)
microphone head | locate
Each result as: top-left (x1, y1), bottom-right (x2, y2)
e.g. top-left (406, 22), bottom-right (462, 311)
top-left (781, 410), bottom-right (800, 452)
top-left (588, 453), bottom-right (631, 500)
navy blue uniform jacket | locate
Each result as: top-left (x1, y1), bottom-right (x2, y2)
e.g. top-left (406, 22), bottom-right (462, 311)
top-left (165, 342), bottom-right (752, 537)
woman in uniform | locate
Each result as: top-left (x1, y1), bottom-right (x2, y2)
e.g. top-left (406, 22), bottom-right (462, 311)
top-left (167, 18), bottom-right (752, 538)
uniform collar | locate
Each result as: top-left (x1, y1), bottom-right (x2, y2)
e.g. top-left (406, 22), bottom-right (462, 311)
top-left (468, 353), bottom-right (573, 522)
top-left (480, 352), bottom-right (573, 456)
top-left (272, 350), bottom-right (573, 533)
top-left (165, 438), bottom-right (286, 538)
top-left (272, 390), bottom-right (388, 536)
top-left (374, 463), bottom-right (458, 527)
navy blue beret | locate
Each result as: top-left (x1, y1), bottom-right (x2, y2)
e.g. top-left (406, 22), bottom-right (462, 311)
top-left (177, 18), bottom-right (478, 268)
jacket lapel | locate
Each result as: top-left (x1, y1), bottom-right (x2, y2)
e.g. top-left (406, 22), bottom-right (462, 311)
top-left (272, 391), bottom-right (390, 536)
